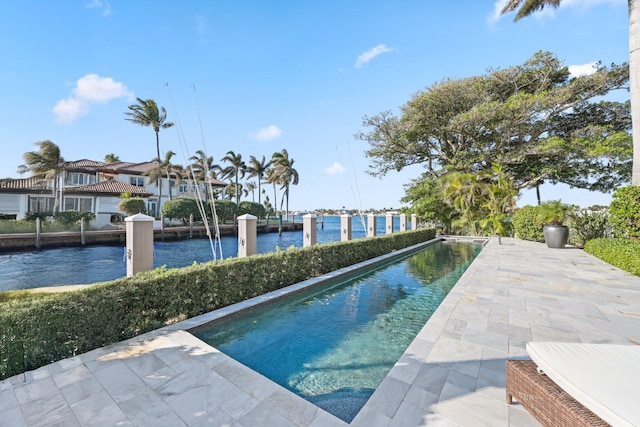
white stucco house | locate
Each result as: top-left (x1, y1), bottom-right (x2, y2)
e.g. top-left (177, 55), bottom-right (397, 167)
top-left (0, 159), bottom-right (226, 229)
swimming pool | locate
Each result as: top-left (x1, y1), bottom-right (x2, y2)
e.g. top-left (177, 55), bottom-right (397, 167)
top-left (193, 240), bottom-right (481, 422)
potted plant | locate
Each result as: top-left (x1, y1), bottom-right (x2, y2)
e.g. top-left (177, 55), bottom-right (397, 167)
top-left (536, 200), bottom-right (570, 248)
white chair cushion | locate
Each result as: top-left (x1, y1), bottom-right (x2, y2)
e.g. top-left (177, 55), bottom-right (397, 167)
top-left (527, 342), bottom-right (640, 427)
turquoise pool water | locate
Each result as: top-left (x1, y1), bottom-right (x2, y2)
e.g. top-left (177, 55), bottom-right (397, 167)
top-left (194, 241), bottom-right (481, 422)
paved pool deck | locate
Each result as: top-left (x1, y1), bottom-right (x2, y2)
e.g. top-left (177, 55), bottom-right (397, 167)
top-left (2, 237), bottom-right (640, 427)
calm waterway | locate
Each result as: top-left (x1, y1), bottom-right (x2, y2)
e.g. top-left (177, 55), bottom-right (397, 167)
top-left (0, 216), bottom-right (404, 291)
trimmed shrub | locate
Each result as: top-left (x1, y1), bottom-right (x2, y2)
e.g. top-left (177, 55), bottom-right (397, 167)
top-left (25, 211), bottom-right (53, 221)
top-left (238, 201), bottom-right (267, 218)
top-left (0, 214), bottom-right (16, 220)
top-left (213, 199), bottom-right (237, 222)
top-left (511, 205), bottom-right (544, 242)
top-left (118, 197), bottom-right (146, 215)
top-left (584, 238), bottom-right (640, 276)
top-left (162, 197), bottom-right (201, 224)
top-left (609, 186), bottom-right (640, 239)
top-left (0, 228), bottom-right (436, 379)
top-left (568, 210), bottom-right (610, 248)
top-left (54, 211), bottom-right (96, 226)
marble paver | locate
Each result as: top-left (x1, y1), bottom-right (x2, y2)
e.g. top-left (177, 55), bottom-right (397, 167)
top-left (2, 237), bottom-right (640, 426)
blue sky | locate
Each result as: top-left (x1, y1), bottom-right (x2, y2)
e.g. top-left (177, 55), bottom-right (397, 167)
top-left (0, 0), bottom-right (629, 211)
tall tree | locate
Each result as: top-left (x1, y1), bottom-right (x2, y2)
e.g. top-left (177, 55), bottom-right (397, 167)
top-left (357, 51), bottom-right (630, 198)
top-left (266, 166), bottom-right (280, 215)
top-left (246, 181), bottom-right (257, 202)
top-left (271, 149), bottom-right (299, 219)
top-left (104, 153), bottom-right (120, 163)
top-left (219, 151), bottom-right (246, 213)
top-left (18, 140), bottom-right (66, 213)
top-left (501, 0), bottom-right (640, 185)
top-left (246, 155), bottom-right (271, 205)
top-left (124, 98), bottom-right (174, 161)
top-left (146, 151), bottom-right (182, 215)
top-left (188, 150), bottom-right (214, 201)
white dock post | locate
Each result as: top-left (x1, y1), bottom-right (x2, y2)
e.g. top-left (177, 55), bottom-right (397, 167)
top-left (411, 214), bottom-right (417, 230)
top-left (399, 214), bottom-right (407, 232)
top-left (238, 214), bottom-right (257, 257)
top-left (340, 214), bottom-right (352, 241)
top-left (367, 214), bottom-right (377, 237)
top-left (35, 217), bottom-right (41, 249)
top-left (386, 213), bottom-right (393, 234)
top-left (303, 213), bottom-right (317, 247)
top-left (81, 217), bottom-right (86, 244)
top-left (125, 213), bottom-right (154, 277)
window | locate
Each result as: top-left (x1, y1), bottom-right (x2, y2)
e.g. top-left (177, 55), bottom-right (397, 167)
top-left (64, 197), bottom-right (92, 212)
top-left (130, 176), bottom-right (145, 187)
top-left (29, 197), bottom-right (55, 213)
top-left (179, 182), bottom-right (188, 193)
top-left (67, 173), bottom-right (96, 186)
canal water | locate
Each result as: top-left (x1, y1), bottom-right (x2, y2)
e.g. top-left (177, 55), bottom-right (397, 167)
top-left (0, 216), bottom-right (405, 291)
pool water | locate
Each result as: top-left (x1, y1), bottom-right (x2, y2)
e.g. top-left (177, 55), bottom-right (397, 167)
top-left (194, 241), bottom-right (481, 422)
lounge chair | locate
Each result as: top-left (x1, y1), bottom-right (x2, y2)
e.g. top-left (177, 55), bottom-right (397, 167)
top-left (506, 342), bottom-right (640, 427)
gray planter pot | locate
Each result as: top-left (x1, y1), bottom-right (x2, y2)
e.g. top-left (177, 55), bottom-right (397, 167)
top-left (543, 225), bottom-right (569, 248)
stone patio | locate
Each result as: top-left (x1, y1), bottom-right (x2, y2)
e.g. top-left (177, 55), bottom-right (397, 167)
top-left (2, 237), bottom-right (639, 426)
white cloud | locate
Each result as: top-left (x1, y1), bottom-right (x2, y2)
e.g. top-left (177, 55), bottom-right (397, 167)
top-left (53, 74), bottom-right (132, 123)
top-left (251, 125), bottom-right (282, 141)
top-left (569, 62), bottom-right (598, 78)
top-left (195, 15), bottom-right (208, 34)
top-left (355, 44), bottom-right (394, 68)
top-left (87, 0), bottom-right (111, 16)
top-left (324, 162), bottom-right (346, 176)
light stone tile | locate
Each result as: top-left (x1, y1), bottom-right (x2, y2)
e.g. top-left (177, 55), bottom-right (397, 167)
top-left (350, 407), bottom-right (392, 427)
top-left (52, 364), bottom-right (92, 389)
top-left (237, 402), bottom-right (297, 427)
top-left (14, 376), bottom-right (59, 404)
top-left (119, 390), bottom-right (187, 427)
top-left (262, 386), bottom-right (318, 426)
top-left (435, 390), bottom-right (508, 427)
top-left (0, 388), bottom-right (19, 412)
top-left (69, 389), bottom-right (127, 426)
top-left (0, 405), bottom-right (27, 427)
top-left (92, 360), bottom-right (149, 404)
top-left (59, 376), bottom-right (105, 405)
top-left (363, 375), bottom-right (410, 419)
top-left (388, 401), bottom-right (430, 427)
top-left (20, 394), bottom-right (79, 427)
top-left (508, 404), bottom-right (541, 426)
top-left (403, 386), bottom-right (439, 411)
top-left (308, 410), bottom-right (348, 427)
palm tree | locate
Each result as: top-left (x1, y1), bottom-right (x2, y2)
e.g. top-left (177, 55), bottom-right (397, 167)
top-left (502, 0), bottom-right (640, 185)
top-left (266, 166), bottom-right (280, 215)
top-left (271, 149), bottom-right (299, 219)
top-left (219, 151), bottom-right (246, 211)
top-left (246, 181), bottom-right (257, 202)
top-left (146, 151), bottom-right (182, 215)
top-left (124, 97), bottom-right (174, 161)
top-left (18, 140), bottom-right (66, 213)
top-left (104, 153), bottom-right (120, 163)
top-left (246, 155), bottom-right (271, 205)
top-left (188, 150), bottom-right (214, 201)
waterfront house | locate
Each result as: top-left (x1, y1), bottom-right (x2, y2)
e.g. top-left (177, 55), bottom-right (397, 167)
top-left (0, 159), bottom-right (224, 228)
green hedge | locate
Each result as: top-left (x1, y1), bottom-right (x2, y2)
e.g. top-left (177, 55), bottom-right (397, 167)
top-left (584, 238), bottom-right (640, 276)
top-left (512, 205), bottom-right (544, 242)
top-left (0, 228), bottom-right (436, 380)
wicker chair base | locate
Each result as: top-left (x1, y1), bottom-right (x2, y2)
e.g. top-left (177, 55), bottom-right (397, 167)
top-left (506, 360), bottom-right (609, 427)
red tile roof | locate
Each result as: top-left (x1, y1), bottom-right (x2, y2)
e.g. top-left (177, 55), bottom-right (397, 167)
top-left (0, 177), bottom-right (50, 191)
top-left (65, 159), bottom-right (106, 171)
top-left (67, 180), bottom-right (153, 197)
